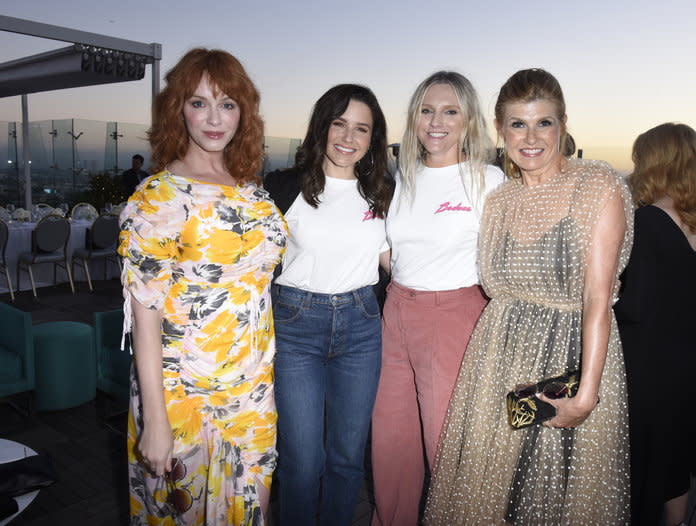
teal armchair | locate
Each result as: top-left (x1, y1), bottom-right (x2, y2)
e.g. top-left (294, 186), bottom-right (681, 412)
top-left (94, 309), bottom-right (131, 405)
top-left (0, 302), bottom-right (34, 405)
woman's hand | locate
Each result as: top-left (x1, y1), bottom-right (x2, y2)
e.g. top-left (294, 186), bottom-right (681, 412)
top-left (138, 418), bottom-right (174, 476)
top-left (538, 393), bottom-right (598, 429)
top-left (131, 296), bottom-right (172, 476)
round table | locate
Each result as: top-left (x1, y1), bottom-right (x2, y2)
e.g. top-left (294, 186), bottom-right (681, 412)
top-left (0, 439), bottom-right (40, 526)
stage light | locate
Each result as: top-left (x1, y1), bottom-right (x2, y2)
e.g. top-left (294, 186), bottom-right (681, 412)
top-left (0, 44), bottom-right (150, 96)
top-left (81, 50), bottom-right (91, 71)
top-left (127, 56), bottom-right (136, 78)
top-left (93, 51), bottom-right (103, 73)
top-left (104, 54), bottom-right (114, 74)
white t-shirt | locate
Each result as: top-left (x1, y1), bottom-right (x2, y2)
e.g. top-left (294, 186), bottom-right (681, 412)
top-left (276, 175), bottom-right (389, 294)
top-left (387, 162), bottom-right (504, 291)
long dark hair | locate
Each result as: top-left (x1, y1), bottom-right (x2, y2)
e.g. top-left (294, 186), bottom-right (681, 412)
top-left (296, 84), bottom-right (393, 217)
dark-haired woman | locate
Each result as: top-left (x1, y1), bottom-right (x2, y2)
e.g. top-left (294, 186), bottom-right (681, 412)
top-left (119, 49), bottom-right (287, 524)
top-left (264, 84), bottom-right (394, 526)
top-left (615, 123), bottom-right (696, 526)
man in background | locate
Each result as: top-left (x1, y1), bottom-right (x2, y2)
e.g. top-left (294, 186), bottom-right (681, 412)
top-left (122, 154), bottom-right (149, 198)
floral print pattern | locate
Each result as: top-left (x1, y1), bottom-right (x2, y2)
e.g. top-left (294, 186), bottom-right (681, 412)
top-left (119, 171), bottom-right (287, 525)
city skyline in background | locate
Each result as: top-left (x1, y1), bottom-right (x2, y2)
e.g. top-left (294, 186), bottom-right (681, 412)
top-left (0, 116), bottom-right (302, 206)
top-left (1, 1), bottom-right (695, 173)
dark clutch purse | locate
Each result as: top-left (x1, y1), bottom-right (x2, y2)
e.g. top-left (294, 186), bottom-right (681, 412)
top-left (506, 370), bottom-right (580, 429)
top-left (0, 453), bottom-right (58, 498)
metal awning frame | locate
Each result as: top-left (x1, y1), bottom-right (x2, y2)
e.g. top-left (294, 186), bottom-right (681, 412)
top-left (0, 15), bottom-right (161, 209)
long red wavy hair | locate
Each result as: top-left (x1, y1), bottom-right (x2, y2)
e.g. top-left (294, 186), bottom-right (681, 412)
top-left (149, 48), bottom-right (264, 185)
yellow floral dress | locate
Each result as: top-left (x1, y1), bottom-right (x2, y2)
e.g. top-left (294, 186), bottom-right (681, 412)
top-left (118, 171), bottom-right (287, 525)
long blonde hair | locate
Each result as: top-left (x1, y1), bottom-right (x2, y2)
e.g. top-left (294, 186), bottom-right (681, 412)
top-left (399, 71), bottom-right (494, 209)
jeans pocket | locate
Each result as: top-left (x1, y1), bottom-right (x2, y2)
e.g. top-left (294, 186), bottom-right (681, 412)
top-left (357, 292), bottom-right (381, 319)
top-left (273, 299), bottom-right (304, 324)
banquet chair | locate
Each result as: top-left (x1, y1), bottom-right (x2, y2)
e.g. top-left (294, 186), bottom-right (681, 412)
top-left (70, 202), bottom-right (98, 221)
top-left (0, 302), bottom-right (34, 414)
top-left (17, 214), bottom-right (74, 297)
top-left (0, 219), bottom-right (15, 301)
top-left (0, 206), bottom-right (11, 222)
top-left (72, 213), bottom-right (121, 292)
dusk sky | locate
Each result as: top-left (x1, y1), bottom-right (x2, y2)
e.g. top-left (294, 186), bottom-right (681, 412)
top-left (1, 0), bottom-right (695, 172)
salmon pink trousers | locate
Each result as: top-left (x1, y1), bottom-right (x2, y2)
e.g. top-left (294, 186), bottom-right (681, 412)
top-left (370, 281), bottom-right (488, 526)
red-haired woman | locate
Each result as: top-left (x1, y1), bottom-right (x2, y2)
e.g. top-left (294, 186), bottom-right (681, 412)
top-left (616, 123), bottom-right (696, 526)
top-left (118, 48), bottom-right (287, 525)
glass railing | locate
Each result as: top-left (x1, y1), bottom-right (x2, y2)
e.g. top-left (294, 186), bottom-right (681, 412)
top-left (0, 119), bottom-right (301, 209)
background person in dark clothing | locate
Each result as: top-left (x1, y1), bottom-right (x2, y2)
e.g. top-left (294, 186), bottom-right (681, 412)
top-left (122, 154), bottom-right (149, 197)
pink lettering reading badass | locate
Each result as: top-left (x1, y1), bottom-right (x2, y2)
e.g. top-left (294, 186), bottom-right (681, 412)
top-left (363, 210), bottom-right (384, 221)
top-left (434, 201), bottom-right (472, 214)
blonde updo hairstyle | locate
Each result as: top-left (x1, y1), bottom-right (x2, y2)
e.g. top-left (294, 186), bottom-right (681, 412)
top-left (495, 68), bottom-right (568, 178)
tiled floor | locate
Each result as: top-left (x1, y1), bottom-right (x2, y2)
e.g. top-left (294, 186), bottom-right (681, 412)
top-left (1, 395), bottom-right (130, 525)
top-left (0, 396), bottom-right (376, 526)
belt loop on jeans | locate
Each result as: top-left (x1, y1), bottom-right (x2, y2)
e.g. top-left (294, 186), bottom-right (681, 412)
top-left (352, 289), bottom-right (361, 307)
top-left (302, 291), bottom-right (312, 309)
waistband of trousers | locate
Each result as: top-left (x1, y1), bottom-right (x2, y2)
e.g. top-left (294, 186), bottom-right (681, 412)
top-left (387, 280), bottom-right (483, 305)
top-left (272, 284), bottom-right (374, 307)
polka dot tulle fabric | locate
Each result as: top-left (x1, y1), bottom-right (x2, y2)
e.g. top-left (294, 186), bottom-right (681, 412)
top-left (424, 159), bottom-right (634, 525)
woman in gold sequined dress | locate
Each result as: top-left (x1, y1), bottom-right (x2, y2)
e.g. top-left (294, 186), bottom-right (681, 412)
top-left (423, 69), bottom-right (634, 525)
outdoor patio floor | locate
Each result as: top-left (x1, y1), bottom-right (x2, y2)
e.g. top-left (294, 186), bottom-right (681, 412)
top-left (1, 280), bottom-right (694, 525)
top-left (0, 279), bottom-right (376, 526)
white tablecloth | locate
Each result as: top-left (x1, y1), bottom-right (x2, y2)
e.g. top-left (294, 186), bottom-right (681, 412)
top-left (0, 439), bottom-right (40, 526)
top-left (1, 219), bottom-right (120, 293)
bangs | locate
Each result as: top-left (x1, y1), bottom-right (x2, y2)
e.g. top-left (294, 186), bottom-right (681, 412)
top-left (171, 50), bottom-right (258, 109)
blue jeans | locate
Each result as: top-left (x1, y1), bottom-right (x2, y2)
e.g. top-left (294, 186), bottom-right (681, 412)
top-left (273, 284), bottom-right (382, 526)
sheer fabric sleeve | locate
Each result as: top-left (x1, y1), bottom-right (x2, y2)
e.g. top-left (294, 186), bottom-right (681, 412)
top-left (572, 161), bottom-right (634, 291)
top-left (118, 175), bottom-right (188, 337)
top-left (477, 182), bottom-right (508, 297)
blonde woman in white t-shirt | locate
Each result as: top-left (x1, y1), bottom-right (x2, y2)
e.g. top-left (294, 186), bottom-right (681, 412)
top-left (370, 71), bottom-right (505, 526)
top-left (264, 84), bottom-right (394, 526)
